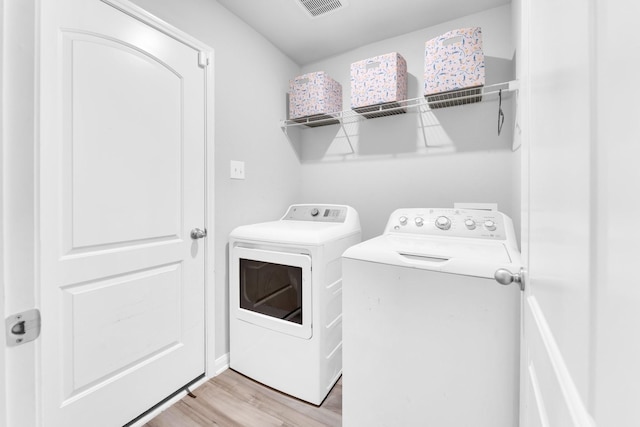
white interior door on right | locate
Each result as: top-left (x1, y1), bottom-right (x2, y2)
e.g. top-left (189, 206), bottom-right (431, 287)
top-left (518, 0), bottom-right (594, 425)
top-left (38, 1), bottom-right (208, 425)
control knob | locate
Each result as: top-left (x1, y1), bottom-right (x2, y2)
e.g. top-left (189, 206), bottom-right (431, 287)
top-left (398, 216), bottom-right (408, 226)
top-left (464, 219), bottom-right (476, 230)
top-left (484, 220), bottom-right (497, 231)
top-left (310, 208), bottom-right (320, 217)
top-left (415, 217), bottom-right (424, 227)
top-left (435, 216), bottom-right (451, 230)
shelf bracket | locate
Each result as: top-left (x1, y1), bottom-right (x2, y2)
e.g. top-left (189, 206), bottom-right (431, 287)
top-left (280, 121), bottom-right (354, 156)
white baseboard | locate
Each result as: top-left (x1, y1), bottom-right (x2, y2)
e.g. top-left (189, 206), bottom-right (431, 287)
top-left (214, 352), bottom-right (230, 376)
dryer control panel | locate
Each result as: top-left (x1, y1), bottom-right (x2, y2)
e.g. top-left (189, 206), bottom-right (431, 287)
top-left (385, 208), bottom-right (510, 240)
top-left (282, 205), bottom-right (348, 223)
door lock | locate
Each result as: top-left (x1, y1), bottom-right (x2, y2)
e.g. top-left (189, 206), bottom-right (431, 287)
top-left (5, 309), bottom-right (41, 347)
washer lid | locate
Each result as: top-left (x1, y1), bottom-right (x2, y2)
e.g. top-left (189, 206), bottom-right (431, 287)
top-left (342, 234), bottom-right (520, 279)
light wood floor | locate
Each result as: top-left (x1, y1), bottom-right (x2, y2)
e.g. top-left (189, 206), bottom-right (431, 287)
top-left (143, 369), bottom-right (342, 427)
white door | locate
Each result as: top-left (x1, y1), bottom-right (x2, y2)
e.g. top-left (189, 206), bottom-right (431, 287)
top-left (519, 0), bottom-right (640, 425)
top-left (518, 0), bottom-right (594, 425)
top-left (39, 0), bottom-right (207, 425)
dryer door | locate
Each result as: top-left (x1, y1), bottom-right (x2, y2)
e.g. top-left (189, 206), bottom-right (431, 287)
top-left (231, 247), bottom-right (312, 339)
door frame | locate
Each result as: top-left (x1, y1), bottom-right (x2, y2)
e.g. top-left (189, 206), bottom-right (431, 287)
top-left (1, 0), bottom-right (7, 424)
top-left (2, 0), bottom-right (216, 425)
top-left (1, 0), bottom-right (38, 426)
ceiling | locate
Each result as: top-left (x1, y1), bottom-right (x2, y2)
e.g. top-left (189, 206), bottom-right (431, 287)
top-left (215, 0), bottom-right (511, 65)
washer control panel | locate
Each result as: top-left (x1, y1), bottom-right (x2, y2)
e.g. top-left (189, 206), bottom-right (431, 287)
top-left (282, 205), bottom-right (347, 222)
top-left (386, 208), bottom-right (508, 240)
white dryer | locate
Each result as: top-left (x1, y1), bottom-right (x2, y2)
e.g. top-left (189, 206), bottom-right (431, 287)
top-left (229, 204), bottom-right (361, 405)
top-left (342, 208), bottom-right (522, 427)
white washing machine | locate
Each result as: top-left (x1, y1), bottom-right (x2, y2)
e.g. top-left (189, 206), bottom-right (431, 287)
top-left (229, 204), bottom-right (361, 405)
top-left (342, 208), bottom-right (522, 427)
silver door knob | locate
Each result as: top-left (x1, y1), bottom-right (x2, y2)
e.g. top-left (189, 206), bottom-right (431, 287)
top-left (494, 267), bottom-right (525, 291)
top-left (190, 228), bottom-right (207, 239)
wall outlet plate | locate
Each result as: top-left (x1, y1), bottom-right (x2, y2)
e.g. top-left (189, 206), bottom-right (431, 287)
top-left (230, 160), bottom-right (245, 180)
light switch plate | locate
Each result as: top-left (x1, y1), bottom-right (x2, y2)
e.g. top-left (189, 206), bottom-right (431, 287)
top-left (230, 160), bottom-right (245, 180)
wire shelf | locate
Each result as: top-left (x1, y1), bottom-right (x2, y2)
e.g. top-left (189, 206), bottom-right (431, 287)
top-left (280, 80), bottom-right (518, 129)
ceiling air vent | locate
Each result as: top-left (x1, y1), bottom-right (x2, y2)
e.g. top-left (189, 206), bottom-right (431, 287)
top-left (297, 0), bottom-right (348, 18)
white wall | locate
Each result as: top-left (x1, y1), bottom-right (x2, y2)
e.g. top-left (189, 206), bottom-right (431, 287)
top-left (129, 0), bottom-right (302, 360)
top-left (593, 0), bottom-right (640, 424)
top-left (297, 5), bottom-right (520, 240)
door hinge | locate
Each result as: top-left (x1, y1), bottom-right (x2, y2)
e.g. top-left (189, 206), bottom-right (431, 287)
top-left (5, 308), bottom-right (41, 347)
top-left (198, 51), bottom-right (210, 68)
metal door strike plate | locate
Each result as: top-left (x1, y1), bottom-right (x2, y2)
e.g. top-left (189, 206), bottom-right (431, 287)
top-left (5, 308), bottom-right (41, 347)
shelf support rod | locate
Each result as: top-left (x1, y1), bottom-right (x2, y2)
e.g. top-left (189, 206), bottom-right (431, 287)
top-left (339, 122), bottom-right (354, 154)
top-left (417, 108), bottom-right (429, 147)
top-left (279, 122), bottom-right (292, 144)
top-left (279, 123), bottom-right (303, 161)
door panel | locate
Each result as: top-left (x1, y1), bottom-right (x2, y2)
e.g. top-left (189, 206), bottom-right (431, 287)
top-left (39, 0), bottom-right (206, 425)
top-left (65, 33), bottom-right (183, 251)
top-left (62, 263), bottom-right (182, 397)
